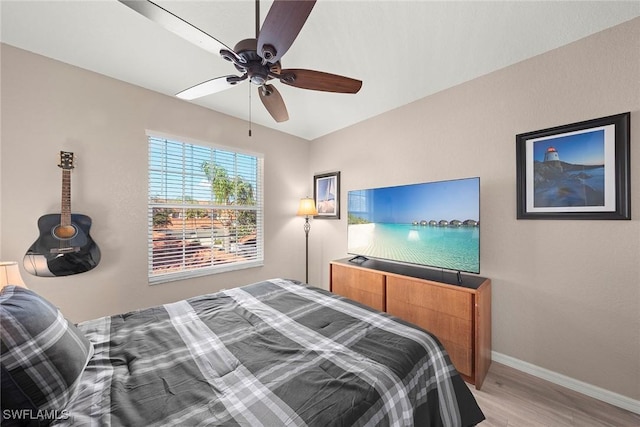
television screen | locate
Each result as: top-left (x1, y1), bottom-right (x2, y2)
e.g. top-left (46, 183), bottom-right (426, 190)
top-left (347, 177), bottom-right (480, 273)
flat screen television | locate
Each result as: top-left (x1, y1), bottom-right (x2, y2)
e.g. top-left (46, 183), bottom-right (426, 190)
top-left (347, 177), bottom-right (480, 274)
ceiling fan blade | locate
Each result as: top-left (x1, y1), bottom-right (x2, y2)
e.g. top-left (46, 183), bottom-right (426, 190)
top-left (257, 0), bottom-right (316, 64)
top-left (259, 84), bottom-right (289, 122)
top-left (118, 0), bottom-right (234, 57)
top-left (279, 69), bottom-right (362, 94)
top-left (176, 75), bottom-right (243, 100)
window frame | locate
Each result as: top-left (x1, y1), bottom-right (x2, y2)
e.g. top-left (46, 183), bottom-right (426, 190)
top-left (147, 131), bottom-right (264, 285)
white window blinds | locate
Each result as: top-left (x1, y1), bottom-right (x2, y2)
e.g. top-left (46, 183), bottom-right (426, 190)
top-left (147, 134), bottom-right (264, 284)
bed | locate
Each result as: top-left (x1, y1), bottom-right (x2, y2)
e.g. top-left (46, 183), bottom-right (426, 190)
top-left (1, 278), bottom-right (484, 426)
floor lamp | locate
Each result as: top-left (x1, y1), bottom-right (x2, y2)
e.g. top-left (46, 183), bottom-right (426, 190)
top-left (297, 197), bottom-right (318, 284)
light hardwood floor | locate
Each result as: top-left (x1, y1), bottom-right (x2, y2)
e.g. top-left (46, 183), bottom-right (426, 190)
top-left (469, 363), bottom-right (640, 426)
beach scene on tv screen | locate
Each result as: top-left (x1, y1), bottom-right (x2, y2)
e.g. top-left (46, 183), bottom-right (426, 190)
top-left (348, 178), bottom-right (480, 273)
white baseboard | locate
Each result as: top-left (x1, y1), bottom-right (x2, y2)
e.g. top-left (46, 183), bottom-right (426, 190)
top-left (492, 351), bottom-right (640, 415)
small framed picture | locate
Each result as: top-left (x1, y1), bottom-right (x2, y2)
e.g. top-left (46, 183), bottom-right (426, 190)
top-left (516, 112), bottom-right (630, 220)
top-left (314, 172), bottom-right (340, 219)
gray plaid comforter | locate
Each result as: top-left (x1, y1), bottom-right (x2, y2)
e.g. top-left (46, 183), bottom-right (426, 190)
top-left (57, 279), bottom-right (484, 426)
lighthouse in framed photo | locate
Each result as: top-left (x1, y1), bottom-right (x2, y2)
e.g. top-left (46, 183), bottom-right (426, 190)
top-left (544, 146), bottom-right (560, 162)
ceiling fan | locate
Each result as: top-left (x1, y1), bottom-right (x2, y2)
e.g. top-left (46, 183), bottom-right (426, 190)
top-left (119, 0), bottom-right (362, 123)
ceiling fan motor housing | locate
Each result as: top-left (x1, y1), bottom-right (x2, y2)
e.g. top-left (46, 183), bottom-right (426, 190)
top-left (230, 38), bottom-right (279, 86)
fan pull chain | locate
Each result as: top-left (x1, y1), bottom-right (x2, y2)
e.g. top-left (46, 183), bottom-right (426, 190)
top-left (248, 83), bottom-right (252, 137)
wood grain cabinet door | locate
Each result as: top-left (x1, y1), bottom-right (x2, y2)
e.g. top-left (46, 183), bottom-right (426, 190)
top-left (330, 263), bottom-right (386, 312)
top-left (386, 276), bottom-right (474, 377)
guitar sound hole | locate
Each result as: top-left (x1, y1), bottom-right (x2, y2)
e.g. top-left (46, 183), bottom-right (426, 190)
top-left (53, 225), bottom-right (77, 240)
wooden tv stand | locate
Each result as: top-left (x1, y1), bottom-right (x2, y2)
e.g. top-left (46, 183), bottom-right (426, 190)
top-left (330, 258), bottom-right (491, 389)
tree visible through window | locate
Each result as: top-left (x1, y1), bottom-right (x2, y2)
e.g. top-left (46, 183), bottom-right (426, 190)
top-left (148, 134), bottom-right (263, 283)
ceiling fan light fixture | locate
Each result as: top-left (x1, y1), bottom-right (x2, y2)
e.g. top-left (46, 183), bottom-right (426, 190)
top-left (251, 75), bottom-right (267, 85)
top-left (247, 63), bottom-right (269, 86)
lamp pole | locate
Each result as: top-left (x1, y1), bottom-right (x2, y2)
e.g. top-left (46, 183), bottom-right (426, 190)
top-left (297, 197), bottom-right (317, 284)
top-left (303, 215), bottom-right (311, 283)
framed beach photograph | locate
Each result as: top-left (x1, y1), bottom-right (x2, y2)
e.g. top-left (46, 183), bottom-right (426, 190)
top-left (314, 172), bottom-right (340, 219)
top-left (516, 112), bottom-right (630, 220)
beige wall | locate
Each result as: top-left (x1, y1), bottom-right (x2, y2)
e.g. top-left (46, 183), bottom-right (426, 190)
top-left (0, 44), bottom-right (312, 322)
top-left (308, 19), bottom-right (640, 401)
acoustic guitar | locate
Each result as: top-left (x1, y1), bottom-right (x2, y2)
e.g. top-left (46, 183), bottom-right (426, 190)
top-left (23, 151), bottom-right (101, 276)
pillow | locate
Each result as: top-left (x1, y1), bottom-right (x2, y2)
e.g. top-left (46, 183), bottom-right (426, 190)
top-left (0, 285), bottom-right (94, 425)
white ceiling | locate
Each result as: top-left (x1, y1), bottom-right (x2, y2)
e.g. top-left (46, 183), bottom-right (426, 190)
top-left (1, 1), bottom-right (638, 140)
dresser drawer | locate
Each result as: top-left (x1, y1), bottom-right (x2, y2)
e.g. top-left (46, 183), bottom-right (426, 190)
top-left (330, 263), bottom-right (386, 311)
top-left (386, 276), bottom-right (474, 376)
top-left (386, 276), bottom-right (472, 319)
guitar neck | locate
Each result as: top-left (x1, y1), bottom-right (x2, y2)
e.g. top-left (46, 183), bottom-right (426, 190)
top-left (61, 169), bottom-right (72, 227)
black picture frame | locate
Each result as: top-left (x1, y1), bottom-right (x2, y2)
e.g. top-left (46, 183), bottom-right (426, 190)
top-left (516, 112), bottom-right (630, 220)
top-left (314, 172), bottom-right (340, 219)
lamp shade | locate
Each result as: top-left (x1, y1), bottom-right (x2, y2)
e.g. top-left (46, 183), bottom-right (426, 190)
top-left (0, 261), bottom-right (27, 289)
top-left (297, 197), bottom-right (318, 216)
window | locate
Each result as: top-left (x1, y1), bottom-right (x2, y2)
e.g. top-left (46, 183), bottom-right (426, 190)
top-left (147, 133), bottom-right (263, 284)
